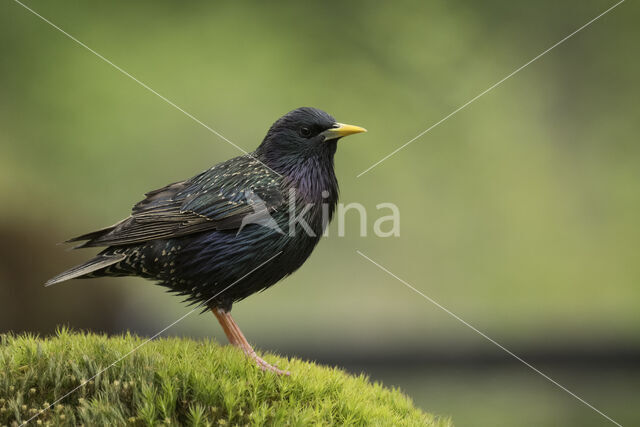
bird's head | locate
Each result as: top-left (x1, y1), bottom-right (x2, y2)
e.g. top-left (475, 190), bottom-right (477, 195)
top-left (256, 107), bottom-right (366, 173)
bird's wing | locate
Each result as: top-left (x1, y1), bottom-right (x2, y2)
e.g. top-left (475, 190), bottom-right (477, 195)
top-left (69, 155), bottom-right (285, 248)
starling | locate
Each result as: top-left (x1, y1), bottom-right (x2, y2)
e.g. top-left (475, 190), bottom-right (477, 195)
top-left (47, 107), bottom-right (366, 374)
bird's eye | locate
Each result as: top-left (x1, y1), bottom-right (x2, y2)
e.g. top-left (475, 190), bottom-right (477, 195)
top-left (298, 126), bottom-right (312, 138)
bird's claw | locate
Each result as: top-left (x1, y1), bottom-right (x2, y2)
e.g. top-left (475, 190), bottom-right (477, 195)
top-left (246, 350), bottom-right (289, 375)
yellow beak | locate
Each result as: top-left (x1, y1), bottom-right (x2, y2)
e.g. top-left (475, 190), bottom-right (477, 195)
top-left (321, 122), bottom-right (367, 141)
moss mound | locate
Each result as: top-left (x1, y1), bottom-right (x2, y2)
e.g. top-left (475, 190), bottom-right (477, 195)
top-left (0, 328), bottom-right (450, 426)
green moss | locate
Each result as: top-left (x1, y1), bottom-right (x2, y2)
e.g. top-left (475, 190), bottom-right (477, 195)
top-left (0, 328), bottom-right (450, 426)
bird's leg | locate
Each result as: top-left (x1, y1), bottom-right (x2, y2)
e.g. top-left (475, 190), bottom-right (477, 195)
top-left (211, 307), bottom-right (290, 376)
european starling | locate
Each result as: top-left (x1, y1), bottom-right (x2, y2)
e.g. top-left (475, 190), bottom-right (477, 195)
top-left (47, 107), bottom-right (366, 374)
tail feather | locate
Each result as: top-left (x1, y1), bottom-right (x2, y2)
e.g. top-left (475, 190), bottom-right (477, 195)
top-left (45, 253), bottom-right (126, 287)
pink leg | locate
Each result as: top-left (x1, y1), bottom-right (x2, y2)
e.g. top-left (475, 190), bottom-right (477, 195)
top-left (212, 307), bottom-right (290, 376)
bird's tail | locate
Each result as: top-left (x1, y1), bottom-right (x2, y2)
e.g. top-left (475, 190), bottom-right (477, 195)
top-left (45, 253), bottom-right (126, 287)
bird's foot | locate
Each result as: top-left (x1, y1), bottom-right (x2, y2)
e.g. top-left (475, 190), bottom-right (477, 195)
top-left (245, 349), bottom-right (290, 376)
top-left (211, 307), bottom-right (290, 375)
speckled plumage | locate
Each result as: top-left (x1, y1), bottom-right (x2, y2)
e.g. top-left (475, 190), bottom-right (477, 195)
top-left (48, 107), bottom-right (356, 312)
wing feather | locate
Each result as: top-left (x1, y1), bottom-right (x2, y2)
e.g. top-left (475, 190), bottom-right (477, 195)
top-left (72, 155), bottom-right (284, 248)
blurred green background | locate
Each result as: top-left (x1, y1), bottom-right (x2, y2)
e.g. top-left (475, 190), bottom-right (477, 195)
top-left (1, 1), bottom-right (638, 425)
